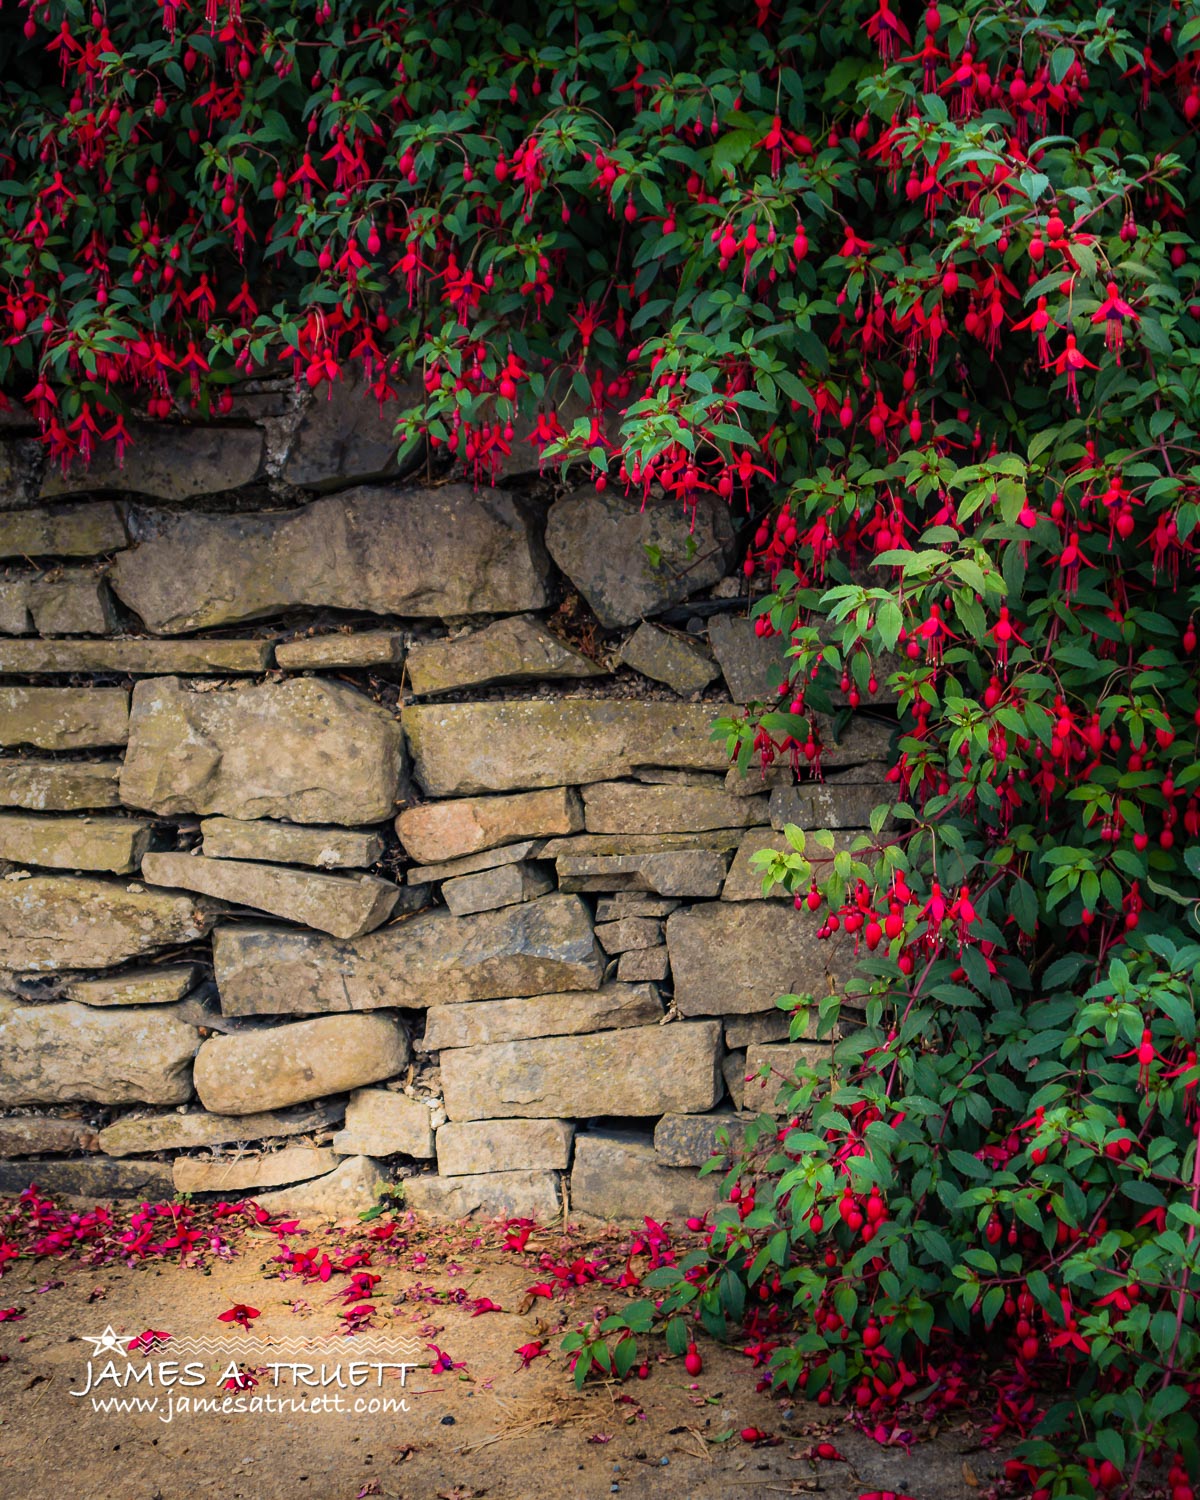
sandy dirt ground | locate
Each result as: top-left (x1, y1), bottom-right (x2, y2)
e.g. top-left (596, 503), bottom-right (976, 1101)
top-left (0, 1201), bottom-right (1004, 1500)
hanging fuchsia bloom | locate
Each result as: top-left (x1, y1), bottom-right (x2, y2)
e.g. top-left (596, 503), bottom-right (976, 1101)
top-left (864, 0), bottom-right (911, 60)
top-left (1090, 281), bottom-right (1138, 359)
top-left (1045, 333), bottom-right (1096, 408)
top-left (988, 605), bottom-right (1028, 672)
top-left (1011, 295), bottom-right (1052, 364)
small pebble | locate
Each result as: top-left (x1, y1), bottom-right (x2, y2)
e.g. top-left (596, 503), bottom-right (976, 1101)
top-left (660, 1456), bottom-right (670, 1465)
top-left (440, 1414), bottom-right (455, 1426)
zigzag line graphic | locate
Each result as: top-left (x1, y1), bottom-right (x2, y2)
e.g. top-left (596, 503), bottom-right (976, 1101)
top-left (164, 1338), bottom-right (425, 1357)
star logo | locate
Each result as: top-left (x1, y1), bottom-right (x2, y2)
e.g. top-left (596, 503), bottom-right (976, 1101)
top-left (79, 1326), bottom-right (129, 1358)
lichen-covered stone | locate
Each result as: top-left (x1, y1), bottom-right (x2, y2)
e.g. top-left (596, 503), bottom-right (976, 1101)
top-left (570, 1131), bottom-right (721, 1220)
top-left (63, 964), bottom-right (199, 1007)
top-left (332, 1088), bottom-right (435, 1159)
top-left (616, 947), bottom-right (670, 983)
top-left (707, 615), bottom-right (781, 702)
top-left (407, 616), bottom-right (602, 696)
top-left (594, 917), bottom-right (662, 954)
top-left (441, 861), bottom-right (554, 917)
top-left (718, 827), bottom-right (791, 901)
top-left (0, 875), bottom-right (218, 972)
top-left (273, 631), bottom-right (406, 671)
top-left (420, 982), bottom-right (663, 1052)
top-left (556, 850), bottom-right (729, 898)
top-left (396, 787), bottom-right (581, 865)
top-left (0, 1157), bottom-right (175, 1199)
top-left (110, 485), bottom-right (551, 632)
top-left (742, 1042), bottom-right (832, 1114)
top-left (545, 487), bottom-right (734, 628)
top-left (583, 781), bottom-right (769, 835)
top-left (0, 812), bottom-right (154, 875)
top-left (595, 895), bottom-right (679, 921)
top-left (405, 839), bottom-right (542, 885)
top-left (440, 1021), bottom-right (721, 1120)
top-left (436, 1119), bottom-right (573, 1176)
top-left (282, 368), bottom-right (421, 489)
top-left (769, 780), bottom-right (892, 830)
top-left (0, 501), bottom-right (126, 560)
top-left (142, 851), bottom-right (400, 940)
top-left (0, 638), bottom-right (273, 675)
top-left (253, 1155), bottom-right (387, 1220)
top-left (43, 424), bottom-right (264, 503)
top-left (401, 1169), bottom-right (560, 1221)
top-left (652, 1112), bottom-right (750, 1167)
top-left (0, 759), bottom-right (122, 811)
top-left (666, 901), bottom-right (851, 1015)
top-left (0, 997), bottom-right (199, 1105)
top-left (193, 1013), bottom-right (410, 1114)
top-left (617, 622), bottom-right (720, 694)
top-left (0, 686), bottom-right (128, 750)
top-left (0, 569), bottom-right (116, 635)
top-left (723, 1012), bottom-right (794, 1049)
top-left (0, 1114), bottom-right (94, 1156)
top-left (120, 676), bottom-right (405, 825)
top-left (404, 699), bottom-right (727, 796)
top-left (212, 894), bottom-right (603, 1015)
top-left (173, 1146), bottom-right (339, 1195)
top-left (98, 1100), bottom-right (342, 1157)
top-left (201, 817), bottom-right (384, 869)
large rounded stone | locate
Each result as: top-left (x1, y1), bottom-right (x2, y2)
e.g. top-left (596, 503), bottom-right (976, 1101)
top-left (193, 1013), bottom-right (411, 1114)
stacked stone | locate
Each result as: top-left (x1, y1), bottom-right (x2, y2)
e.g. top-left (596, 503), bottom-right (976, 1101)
top-left (0, 392), bottom-right (894, 1221)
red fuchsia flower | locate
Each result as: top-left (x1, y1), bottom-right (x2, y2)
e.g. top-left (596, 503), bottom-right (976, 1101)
top-left (127, 1328), bottom-right (170, 1353)
top-left (470, 1297), bottom-right (503, 1316)
top-left (224, 1368), bottom-right (258, 1390)
top-left (1090, 281), bottom-right (1138, 359)
top-left (515, 1340), bottom-right (547, 1367)
top-left (217, 1303), bottom-right (259, 1330)
top-left (1045, 332), bottom-right (1097, 408)
top-left (502, 1222), bottom-right (532, 1252)
top-left (0, 1307), bottom-right (25, 1322)
top-left (864, 1), bottom-right (911, 62)
top-left (427, 1344), bottom-right (465, 1374)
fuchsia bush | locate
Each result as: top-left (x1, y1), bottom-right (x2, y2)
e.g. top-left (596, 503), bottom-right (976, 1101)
top-left (3, 1), bottom-right (1200, 1493)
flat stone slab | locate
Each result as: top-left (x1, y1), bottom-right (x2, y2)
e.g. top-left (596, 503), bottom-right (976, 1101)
top-left (142, 851), bottom-right (400, 940)
top-left (440, 1020), bottom-right (721, 1121)
top-left (0, 874), bottom-right (219, 972)
top-left (653, 1112), bottom-right (751, 1167)
top-left (201, 817), bottom-right (384, 870)
top-left (274, 631), bottom-right (406, 671)
top-left (617, 622), bottom-right (720, 695)
top-left (0, 1157), bottom-right (175, 1200)
top-left (402, 1169), bottom-right (561, 1222)
top-left (556, 850), bottom-right (728, 898)
top-left (545, 487), bottom-right (734, 627)
top-left (0, 501), bottom-right (126, 559)
top-left (173, 1146), bottom-right (339, 1195)
top-left (252, 1155), bottom-right (387, 1220)
top-left (193, 1013), bottom-right (411, 1114)
top-left (404, 700), bottom-right (728, 796)
top-left (0, 687), bottom-right (129, 750)
top-left (0, 813), bottom-right (154, 875)
top-left (594, 917), bottom-right (662, 954)
top-left (121, 676), bottom-right (406, 826)
top-left (583, 782), bottom-right (769, 835)
top-left (0, 997), bottom-right (199, 1106)
top-left (212, 893), bottom-right (603, 1014)
top-left (407, 616), bottom-right (602, 696)
top-left (436, 1119), bottom-right (573, 1177)
top-left (397, 787), bottom-right (581, 865)
top-left (667, 901), bottom-right (851, 1016)
top-left (0, 759), bottom-right (122, 811)
top-left (441, 862), bottom-right (554, 917)
top-left (769, 781), bottom-right (891, 830)
top-left (0, 638), bottom-right (273, 675)
top-left (111, 485), bottom-right (551, 632)
top-left (743, 1042), bottom-right (832, 1114)
top-left (595, 895), bottom-right (679, 921)
top-left (283, 367), bottom-right (421, 489)
top-left (707, 615), bottom-right (782, 702)
top-left (63, 964), bottom-right (199, 1007)
top-left (542, 830), bottom-right (746, 857)
top-left (420, 982), bottom-right (663, 1052)
top-left (99, 1101), bottom-right (343, 1157)
top-left (405, 839), bottom-right (543, 885)
top-left (0, 569), bottom-right (116, 635)
top-left (332, 1088), bottom-right (435, 1159)
top-left (724, 1012), bottom-right (794, 1049)
top-left (43, 424), bottom-right (264, 503)
top-left (617, 947), bottom-right (670, 983)
top-left (570, 1131), bottom-right (722, 1221)
top-left (0, 1114), bottom-right (94, 1156)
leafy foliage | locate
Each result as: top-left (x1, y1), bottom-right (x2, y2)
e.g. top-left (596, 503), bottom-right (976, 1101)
top-left (4, 1), bottom-right (1200, 1494)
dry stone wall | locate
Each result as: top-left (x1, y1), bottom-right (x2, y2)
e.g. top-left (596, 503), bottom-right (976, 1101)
top-left (0, 391), bottom-right (894, 1222)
